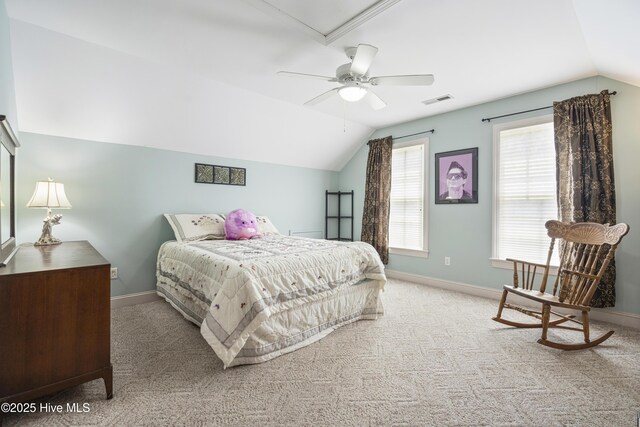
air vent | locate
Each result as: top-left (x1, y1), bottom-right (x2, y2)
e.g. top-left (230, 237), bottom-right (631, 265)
top-left (422, 94), bottom-right (453, 106)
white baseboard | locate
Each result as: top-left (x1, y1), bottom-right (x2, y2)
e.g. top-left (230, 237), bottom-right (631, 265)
top-left (111, 291), bottom-right (161, 309)
top-left (385, 269), bottom-right (640, 330)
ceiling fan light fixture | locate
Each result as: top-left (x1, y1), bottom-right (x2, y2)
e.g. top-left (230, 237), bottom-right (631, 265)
top-left (338, 85), bottom-right (367, 102)
top-left (280, 44), bottom-right (434, 110)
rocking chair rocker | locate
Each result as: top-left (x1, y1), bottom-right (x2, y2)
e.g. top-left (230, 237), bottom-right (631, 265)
top-left (493, 220), bottom-right (630, 350)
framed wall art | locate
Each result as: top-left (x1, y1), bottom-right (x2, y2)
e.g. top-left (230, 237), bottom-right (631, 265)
top-left (195, 163), bottom-right (246, 186)
top-left (435, 147), bottom-right (478, 204)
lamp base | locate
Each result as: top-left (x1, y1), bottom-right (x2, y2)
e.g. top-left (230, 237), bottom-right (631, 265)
top-left (34, 236), bottom-right (62, 246)
top-left (34, 211), bottom-right (64, 246)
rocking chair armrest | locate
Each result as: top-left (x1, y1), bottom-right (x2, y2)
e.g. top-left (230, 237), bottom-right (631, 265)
top-left (505, 258), bottom-right (549, 269)
top-left (506, 258), bottom-right (552, 292)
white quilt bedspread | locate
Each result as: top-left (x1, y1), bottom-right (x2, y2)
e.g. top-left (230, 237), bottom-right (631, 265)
top-left (157, 235), bottom-right (386, 367)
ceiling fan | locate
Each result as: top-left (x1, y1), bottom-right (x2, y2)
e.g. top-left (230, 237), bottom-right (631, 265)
top-left (278, 44), bottom-right (434, 110)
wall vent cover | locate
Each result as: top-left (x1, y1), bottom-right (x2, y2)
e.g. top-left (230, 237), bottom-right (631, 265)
top-left (422, 94), bottom-right (453, 106)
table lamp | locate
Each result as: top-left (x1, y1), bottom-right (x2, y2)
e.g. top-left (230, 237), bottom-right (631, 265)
top-left (26, 178), bottom-right (72, 246)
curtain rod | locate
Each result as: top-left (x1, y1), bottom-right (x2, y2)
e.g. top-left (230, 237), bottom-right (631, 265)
top-left (481, 91), bottom-right (617, 123)
top-left (392, 129), bottom-right (435, 140)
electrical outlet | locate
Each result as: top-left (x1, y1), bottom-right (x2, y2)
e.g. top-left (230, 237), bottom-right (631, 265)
top-left (444, 257), bottom-right (451, 266)
top-left (110, 267), bottom-right (118, 279)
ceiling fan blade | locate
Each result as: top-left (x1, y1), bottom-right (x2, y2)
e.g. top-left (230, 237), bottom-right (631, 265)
top-left (369, 74), bottom-right (435, 86)
top-left (304, 88), bottom-right (340, 106)
top-left (350, 44), bottom-right (378, 76)
top-left (277, 71), bottom-right (337, 82)
top-left (364, 89), bottom-right (386, 111)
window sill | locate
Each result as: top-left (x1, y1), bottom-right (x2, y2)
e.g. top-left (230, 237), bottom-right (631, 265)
top-left (390, 247), bottom-right (429, 258)
top-left (490, 258), bottom-right (558, 276)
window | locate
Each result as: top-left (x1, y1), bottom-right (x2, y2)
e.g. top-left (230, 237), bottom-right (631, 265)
top-left (492, 116), bottom-right (559, 267)
top-left (389, 138), bottom-right (428, 257)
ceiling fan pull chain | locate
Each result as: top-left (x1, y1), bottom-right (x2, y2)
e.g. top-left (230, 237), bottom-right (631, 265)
top-left (343, 99), bottom-right (347, 132)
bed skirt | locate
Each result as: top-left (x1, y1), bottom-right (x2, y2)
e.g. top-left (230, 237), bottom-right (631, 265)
top-left (157, 278), bottom-right (383, 367)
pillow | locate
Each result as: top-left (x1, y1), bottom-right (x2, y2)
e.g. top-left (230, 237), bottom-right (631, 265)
top-left (255, 216), bottom-right (280, 235)
top-left (164, 214), bottom-right (226, 242)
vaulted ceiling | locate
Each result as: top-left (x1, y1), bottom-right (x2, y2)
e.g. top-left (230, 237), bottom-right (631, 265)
top-left (5, 0), bottom-right (639, 171)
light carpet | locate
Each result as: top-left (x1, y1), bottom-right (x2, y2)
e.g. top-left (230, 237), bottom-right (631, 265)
top-left (4, 279), bottom-right (640, 426)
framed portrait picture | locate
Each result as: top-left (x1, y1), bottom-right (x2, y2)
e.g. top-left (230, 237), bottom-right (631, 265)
top-left (435, 147), bottom-right (478, 204)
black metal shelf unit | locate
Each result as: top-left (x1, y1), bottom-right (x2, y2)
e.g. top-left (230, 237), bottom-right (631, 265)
top-left (325, 190), bottom-right (354, 241)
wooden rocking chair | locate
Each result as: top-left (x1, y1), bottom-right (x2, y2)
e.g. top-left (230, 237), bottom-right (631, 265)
top-left (493, 220), bottom-right (630, 350)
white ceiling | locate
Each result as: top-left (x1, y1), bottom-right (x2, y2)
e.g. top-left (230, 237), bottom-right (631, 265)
top-left (4, 0), bottom-right (639, 171)
top-left (258, 0), bottom-right (385, 35)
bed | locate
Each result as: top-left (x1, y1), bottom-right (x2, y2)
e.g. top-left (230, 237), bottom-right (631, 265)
top-left (156, 214), bottom-right (386, 368)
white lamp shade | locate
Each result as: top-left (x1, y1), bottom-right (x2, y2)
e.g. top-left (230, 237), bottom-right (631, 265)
top-left (338, 86), bottom-right (367, 102)
top-left (27, 180), bottom-right (72, 209)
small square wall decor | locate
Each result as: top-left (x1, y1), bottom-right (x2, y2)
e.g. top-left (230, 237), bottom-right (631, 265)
top-left (195, 163), bottom-right (214, 183)
top-left (214, 166), bottom-right (230, 184)
top-left (230, 167), bottom-right (246, 186)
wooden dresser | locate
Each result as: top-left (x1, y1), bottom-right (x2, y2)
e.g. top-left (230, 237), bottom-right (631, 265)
top-left (0, 241), bottom-right (113, 406)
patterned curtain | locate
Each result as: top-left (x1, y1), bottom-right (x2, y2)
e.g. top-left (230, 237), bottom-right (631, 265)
top-left (361, 136), bottom-right (393, 264)
top-left (553, 90), bottom-right (616, 307)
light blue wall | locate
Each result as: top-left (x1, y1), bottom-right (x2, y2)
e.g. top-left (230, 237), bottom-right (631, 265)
top-left (0, 0), bottom-right (18, 125)
top-left (16, 133), bottom-right (338, 296)
top-left (339, 76), bottom-right (640, 315)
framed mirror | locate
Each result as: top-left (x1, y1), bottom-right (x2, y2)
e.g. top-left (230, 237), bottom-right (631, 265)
top-left (0, 115), bottom-right (19, 267)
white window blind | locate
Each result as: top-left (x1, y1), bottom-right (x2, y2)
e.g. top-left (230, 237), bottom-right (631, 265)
top-left (390, 142), bottom-right (426, 252)
top-left (494, 119), bottom-right (559, 265)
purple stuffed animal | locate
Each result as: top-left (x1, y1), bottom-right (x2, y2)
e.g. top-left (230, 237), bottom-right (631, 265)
top-left (224, 209), bottom-right (260, 240)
